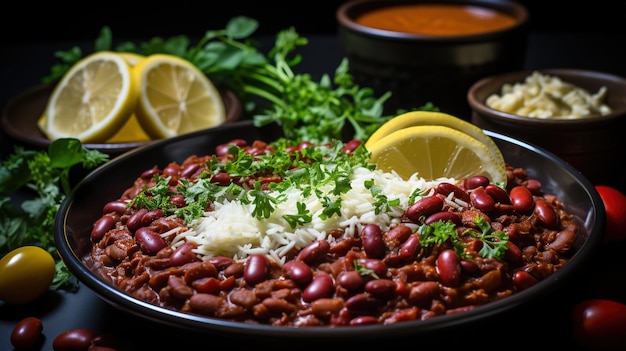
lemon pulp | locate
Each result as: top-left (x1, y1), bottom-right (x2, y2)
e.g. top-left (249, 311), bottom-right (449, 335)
top-left (367, 125), bottom-right (507, 185)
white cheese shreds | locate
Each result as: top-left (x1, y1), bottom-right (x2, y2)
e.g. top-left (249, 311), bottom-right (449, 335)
top-left (174, 166), bottom-right (451, 264)
top-left (486, 71), bottom-right (612, 119)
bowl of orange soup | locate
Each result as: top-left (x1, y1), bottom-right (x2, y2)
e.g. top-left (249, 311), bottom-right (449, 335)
top-left (337, 0), bottom-right (529, 119)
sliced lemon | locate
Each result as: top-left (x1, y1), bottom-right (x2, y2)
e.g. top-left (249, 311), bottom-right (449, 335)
top-left (42, 51), bottom-right (137, 143)
top-left (365, 111), bottom-right (504, 168)
top-left (133, 54), bottom-right (226, 139)
top-left (367, 125), bottom-right (507, 184)
top-left (105, 114), bottom-right (152, 143)
top-left (117, 52), bottom-right (145, 67)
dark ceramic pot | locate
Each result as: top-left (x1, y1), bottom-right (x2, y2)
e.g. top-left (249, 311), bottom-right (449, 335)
top-left (337, 0), bottom-right (529, 119)
top-left (468, 68), bottom-right (626, 191)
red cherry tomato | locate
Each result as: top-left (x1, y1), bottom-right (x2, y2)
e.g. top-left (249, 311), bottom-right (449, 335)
top-left (595, 185), bottom-right (626, 244)
top-left (571, 299), bottom-right (626, 350)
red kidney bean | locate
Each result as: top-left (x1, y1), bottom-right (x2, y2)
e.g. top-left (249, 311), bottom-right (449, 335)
top-left (437, 249), bottom-right (461, 287)
top-left (140, 166), bottom-right (161, 179)
top-left (399, 234), bottom-right (421, 259)
top-left (244, 254), bottom-right (268, 286)
top-left (409, 281), bottom-right (440, 305)
top-left (169, 193), bottom-right (187, 208)
top-left (350, 315), bottom-right (378, 325)
top-left (384, 223), bottom-right (412, 247)
top-left (485, 184), bottom-right (511, 204)
top-left (126, 208), bottom-right (148, 233)
top-left (52, 328), bottom-right (98, 351)
top-left (183, 262), bottom-right (219, 284)
top-left (311, 298), bottom-right (344, 318)
top-left (283, 260), bottom-right (313, 285)
top-left (470, 187), bottom-right (495, 212)
top-left (436, 182), bottom-right (471, 203)
top-left (364, 278), bottom-right (396, 296)
top-left (524, 179), bottom-right (542, 195)
top-left (168, 275), bottom-right (194, 299)
top-left (11, 317), bottom-right (43, 349)
top-left (297, 240), bottom-right (330, 264)
top-left (405, 196), bottom-right (444, 222)
top-left (180, 163), bottom-right (201, 178)
top-left (102, 200), bottom-right (128, 215)
top-left (135, 227), bottom-right (167, 255)
top-left (337, 270), bottom-right (367, 290)
top-left (465, 175), bottom-right (490, 190)
top-left (504, 241), bottom-right (522, 264)
top-left (207, 256), bottom-right (236, 270)
top-left (262, 297), bottom-right (296, 314)
top-left (223, 262), bottom-right (244, 278)
top-left (510, 185), bottom-right (534, 213)
top-left (91, 214), bottom-right (116, 242)
top-left (162, 163), bottom-right (181, 177)
top-left (192, 276), bottom-right (221, 294)
top-left (513, 270), bottom-right (538, 290)
top-left (342, 139), bottom-right (362, 153)
top-left (460, 259), bottom-right (479, 273)
top-left (361, 223), bottom-right (385, 258)
top-left (356, 258), bottom-right (388, 278)
top-left (189, 293), bottom-right (222, 316)
top-left (345, 293), bottom-right (378, 313)
top-left (303, 273), bottom-right (334, 302)
top-left (210, 172), bottom-right (231, 186)
top-left (534, 198), bottom-right (558, 229)
top-left (141, 209), bottom-right (164, 226)
top-left (424, 211), bottom-right (462, 227)
top-left (169, 242), bottom-right (200, 266)
top-left (215, 139), bottom-right (248, 156)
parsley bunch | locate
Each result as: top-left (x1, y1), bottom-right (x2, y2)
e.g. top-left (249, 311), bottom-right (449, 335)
top-left (0, 139), bottom-right (109, 289)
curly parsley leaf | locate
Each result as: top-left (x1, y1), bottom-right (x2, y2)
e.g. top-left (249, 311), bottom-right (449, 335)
top-left (0, 139), bottom-right (109, 290)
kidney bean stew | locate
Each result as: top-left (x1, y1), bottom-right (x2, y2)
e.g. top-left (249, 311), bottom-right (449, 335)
top-left (87, 137), bottom-right (578, 327)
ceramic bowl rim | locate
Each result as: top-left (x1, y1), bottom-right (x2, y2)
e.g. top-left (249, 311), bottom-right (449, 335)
top-left (336, 0), bottom-right (529, 42)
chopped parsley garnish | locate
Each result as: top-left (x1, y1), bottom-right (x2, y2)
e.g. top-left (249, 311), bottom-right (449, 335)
top-left (129, 139), bottom-right (374, 224)
top-left (418, 215), bottom-right (509, 259)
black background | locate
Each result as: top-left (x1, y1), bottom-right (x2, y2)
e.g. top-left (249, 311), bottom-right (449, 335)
top-left (3, 0), bottom-right (625, 44)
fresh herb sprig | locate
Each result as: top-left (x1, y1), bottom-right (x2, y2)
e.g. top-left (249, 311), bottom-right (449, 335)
top-left (0, 139), bottom-right (109, 289)
top-left (418, 215), bottom-right (509, 259)
top-left (43, 17), bottom-right (437, 144)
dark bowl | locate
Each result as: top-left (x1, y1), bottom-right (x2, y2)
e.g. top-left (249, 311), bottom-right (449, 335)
top-left (336, 0), bottom-right (529, 118)
top-left (55, 120), bottom-right (604, 345)
top-left (467, 68), bottom-right (626, 192)
top-left (0, 84), bottom-right (243, 156)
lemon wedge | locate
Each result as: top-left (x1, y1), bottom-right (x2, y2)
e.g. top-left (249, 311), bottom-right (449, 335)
top-left (132, 54), bottom-right (226, 139)
top-left (41, 51), bottom-right (137, 143)
top-left (367, 125), bottom-right (507, 184)
top-left (365, 111), bottom-right (504, 165)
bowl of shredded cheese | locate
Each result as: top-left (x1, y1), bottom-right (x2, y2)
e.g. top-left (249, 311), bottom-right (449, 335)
top-left (467, 68), bottom-right (626, 190)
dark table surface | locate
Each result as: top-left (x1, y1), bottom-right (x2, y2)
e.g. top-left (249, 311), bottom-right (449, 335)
top-left (2, 28), bottom-right (626, 351)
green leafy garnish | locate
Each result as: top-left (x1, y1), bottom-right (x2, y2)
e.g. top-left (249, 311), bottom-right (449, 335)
top-left (354, 260), bottom-right (379, 279)
top-left (418, 215), bottom-right (510, 259)
top-left (43, 17), bottom-right (438, 144)
top-left (0, 139), bottom-right (109, 290)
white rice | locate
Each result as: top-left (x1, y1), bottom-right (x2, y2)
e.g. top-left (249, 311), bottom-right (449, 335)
top-left (172, 166), bottom-right (453, 264)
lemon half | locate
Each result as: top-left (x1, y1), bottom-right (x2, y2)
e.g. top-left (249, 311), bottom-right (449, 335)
top-left (367, 125), bottom-right (507, 184)
top-left (365, 111), bottom-right (504, 165)
top-left (133, 54), bottom-right (226, 139)
top-left (42, 51), bottom-right (137, 143)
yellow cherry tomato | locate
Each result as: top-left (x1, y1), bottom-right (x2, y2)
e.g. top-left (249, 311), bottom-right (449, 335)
top-left (0, 246), bottom-right (56, 304)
